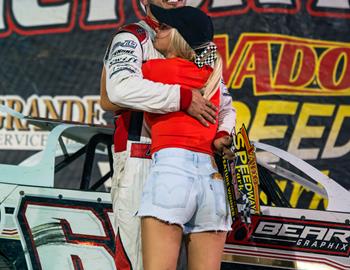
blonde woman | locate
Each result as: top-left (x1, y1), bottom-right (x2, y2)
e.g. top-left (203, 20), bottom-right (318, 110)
top-left (137, 5), bottom-right (235, 270)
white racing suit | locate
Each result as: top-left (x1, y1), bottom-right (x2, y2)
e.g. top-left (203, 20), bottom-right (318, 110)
top-left (104, 20), bottom-right (236, 270)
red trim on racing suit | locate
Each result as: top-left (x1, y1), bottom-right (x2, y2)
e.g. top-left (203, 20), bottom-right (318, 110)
top-left (115, 230), bottom-right (132, 270)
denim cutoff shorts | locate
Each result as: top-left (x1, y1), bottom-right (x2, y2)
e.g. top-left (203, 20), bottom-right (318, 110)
top-left (137, 148), bottom-right (232, 234)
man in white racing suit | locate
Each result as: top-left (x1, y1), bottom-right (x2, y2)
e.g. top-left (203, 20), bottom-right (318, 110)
top-left (100, 1), bottom-right (236, 269)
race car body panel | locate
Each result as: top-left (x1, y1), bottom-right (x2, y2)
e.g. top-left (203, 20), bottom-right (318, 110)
top-left (0, 105), bottom-right (349, 270)
top-left (0, 184), bottom-right (115, 270)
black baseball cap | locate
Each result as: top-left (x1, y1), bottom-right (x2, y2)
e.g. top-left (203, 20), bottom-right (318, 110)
top-left (150, 4), bottom-right (214, 50)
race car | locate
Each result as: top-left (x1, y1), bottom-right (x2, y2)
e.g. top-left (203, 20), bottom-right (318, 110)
top-left (0, 105), bottom-right (349, 270)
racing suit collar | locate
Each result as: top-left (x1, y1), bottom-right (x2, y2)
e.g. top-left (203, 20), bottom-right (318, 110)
top-left (145, 16), bottom-right (160, 31)
top-left (139, 19), bottom-right (156, 41)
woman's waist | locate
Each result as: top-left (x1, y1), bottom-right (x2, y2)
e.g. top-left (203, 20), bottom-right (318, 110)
top-left (151, 144), bottom-right (213, 157)
top-left (151, 148), bottom-right (218, 175)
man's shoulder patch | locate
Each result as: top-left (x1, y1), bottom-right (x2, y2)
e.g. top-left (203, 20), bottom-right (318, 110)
top-left (118, 24), bottom-right (148, 44)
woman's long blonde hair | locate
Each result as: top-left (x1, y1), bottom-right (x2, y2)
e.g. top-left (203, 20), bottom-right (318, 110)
top-left (167, 28), bottom-right (222, 100)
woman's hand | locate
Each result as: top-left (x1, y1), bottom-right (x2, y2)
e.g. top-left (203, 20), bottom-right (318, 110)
top-left (213, 135), bottom-right (234, 160)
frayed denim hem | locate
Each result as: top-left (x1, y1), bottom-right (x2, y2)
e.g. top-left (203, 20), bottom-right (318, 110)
top-left (139, 214), bottom-right (185, 231)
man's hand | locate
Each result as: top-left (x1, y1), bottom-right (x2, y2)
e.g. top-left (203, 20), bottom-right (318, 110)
top-left (213, 135), bottom-right (234, 160)
top-left (186, 90), bottom-right (218, 127)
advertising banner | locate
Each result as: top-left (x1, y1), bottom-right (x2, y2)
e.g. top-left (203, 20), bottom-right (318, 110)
top-left (0, 0), bottom-right (349, 192)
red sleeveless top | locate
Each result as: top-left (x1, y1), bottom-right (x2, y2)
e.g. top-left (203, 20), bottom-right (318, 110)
top-left (142, 58), bottom-right (220, 155)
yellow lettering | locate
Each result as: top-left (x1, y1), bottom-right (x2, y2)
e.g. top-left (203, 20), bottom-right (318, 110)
top-left (322, 105), bottom-right (350, 158)
top-left (233, 101), bottom-right (251, 133)
top-left (43, 99), bottom-right (60, 119)
top-left (86, 98), bottom-right (100, 124)
top-left (5, 99), bottom-right (28, 131)
top-left (62, 100), bottom-right (85, 122)
top-left (234, 133), bottom-right (245, 150)
top-left (288, 103), bottom-right (335, 159)
top-left (250, 100), bottom-right (298, 141)
top-left (236, 151), bottom-right (248, 165)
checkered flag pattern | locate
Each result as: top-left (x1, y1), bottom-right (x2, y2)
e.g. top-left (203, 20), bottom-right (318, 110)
top-left (237, 192), bottom-right (252, 224)
top-left (194, 43), bottom-right (217, 68)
